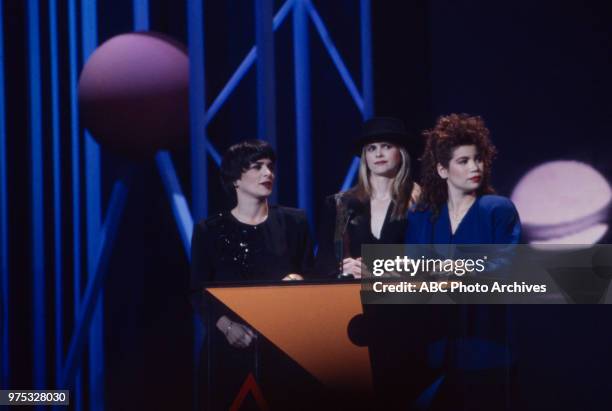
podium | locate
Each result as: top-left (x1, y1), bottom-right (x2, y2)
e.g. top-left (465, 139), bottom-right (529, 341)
top-left (201, 281), bottom-right (451, 410)
top-left (202, 281), bottom-right (374, 410)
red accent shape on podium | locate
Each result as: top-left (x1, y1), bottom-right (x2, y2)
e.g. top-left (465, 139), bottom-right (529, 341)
top-left (229, 373), bottom-right (270, 411)
top-left (207, 282), bottom-right (372, 391)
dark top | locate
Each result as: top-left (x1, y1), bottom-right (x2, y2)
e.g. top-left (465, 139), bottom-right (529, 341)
top-left (405, 195), bottom-right (522, 244)
top-left (190, 205), bottom-right (314, 317)
top-left (314, 194), bottom-right (408, 277)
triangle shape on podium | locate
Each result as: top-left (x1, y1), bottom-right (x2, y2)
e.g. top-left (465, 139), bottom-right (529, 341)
top-left (207, 282), bottom-right (372, 390)
top-left (229, 373), bottom-right (270, 411)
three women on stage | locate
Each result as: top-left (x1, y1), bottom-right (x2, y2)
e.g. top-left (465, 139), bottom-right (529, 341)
top-left (190, 113), bottom-right (522, 343)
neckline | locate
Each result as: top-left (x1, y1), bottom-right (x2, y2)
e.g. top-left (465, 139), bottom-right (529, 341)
top-left (369, 200), bottom-right (393, 240)
top-left (445, 197), bottom-right (478, 236)
top-left (229, 207), bottom-right (271, 227)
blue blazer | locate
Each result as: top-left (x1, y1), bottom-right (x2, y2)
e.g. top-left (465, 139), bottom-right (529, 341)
top-left (405, 195), bottom-right (522, 245)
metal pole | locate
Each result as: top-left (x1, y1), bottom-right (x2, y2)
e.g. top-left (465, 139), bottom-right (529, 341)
top-left (133, 0), bottom-right (149, 31)
top-left (0, 0), bottom-right (9, 390)
top-left (292, 0), bottom-right (313, 222)
top-left (49, 0), bottom-right (64, 389)
top-left (67, 0), bottom-right (83, 407)
top-left (255, 0), bottom-right (277, 147)
top-left (360, 0), bottom-right (374, 120)
top-left (81, 0), bottom-right (103, 409)
top-left (187, 1), bottom-right (207, 409)
top-left (256, 0), bottom-right (277, 202)
top-left (27, 0), bottom-right (46, 398)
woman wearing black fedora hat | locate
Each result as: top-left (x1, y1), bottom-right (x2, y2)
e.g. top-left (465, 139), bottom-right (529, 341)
top-left (314, 117), bottom-right (423, 278)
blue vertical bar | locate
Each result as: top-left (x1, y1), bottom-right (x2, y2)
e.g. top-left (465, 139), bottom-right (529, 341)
top-left (256, 0), bottom-right (277, 203)
top-left (340, 0), bottom-right (374, 191)
top-left (67, 0), bottom-right (83, 407)
top-left (187, 1), bottom-right (207, 409)
top-left (292, 0), bottom-right (312, 222)
top-left (0, 0), bottom-right (9, 391)
top-left (49, 0), bottom-right (63, 388)
top-left (133, 0), bottom-right (149, 31)
top-left (27, 0), bottom-right (46, 395)
top-left (81, 1), bottom-right (103, 410)
top-left (360, 0), bottom-right (373, 119)
top-left (255, 0), bottom-right (276, 147)
top-left (187, 0), bottom-right (207, 231)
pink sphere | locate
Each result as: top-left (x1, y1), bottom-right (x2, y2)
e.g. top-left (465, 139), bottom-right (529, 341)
top-left (78, 32), bottom-right (189, 155)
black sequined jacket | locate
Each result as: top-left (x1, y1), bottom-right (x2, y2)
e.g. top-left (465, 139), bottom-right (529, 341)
top-left (190, 205), bottom-right (314, 319)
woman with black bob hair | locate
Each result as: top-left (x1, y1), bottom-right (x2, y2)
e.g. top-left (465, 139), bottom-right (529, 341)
top-left (315, 117), bottom-right (422, 278)
top-left (190, 139), bottom-right (313, 349)
top-left (406, 113), bottom-right (521, 244)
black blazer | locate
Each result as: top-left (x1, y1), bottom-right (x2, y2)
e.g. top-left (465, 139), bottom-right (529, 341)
top-left (314, 194), bottom-right (408, 277)
top-left (190, 205), bottom-right (314, 316)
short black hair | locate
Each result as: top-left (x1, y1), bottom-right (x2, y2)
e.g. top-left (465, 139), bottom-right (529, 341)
top-left (220, 139), bottom-right (276, 204)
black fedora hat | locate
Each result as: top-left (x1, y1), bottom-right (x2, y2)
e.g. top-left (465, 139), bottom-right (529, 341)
top-left (355, 117), bottom-right (423, 156)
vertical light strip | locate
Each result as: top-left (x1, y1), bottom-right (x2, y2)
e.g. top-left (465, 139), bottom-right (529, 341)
top-left (49, 0), bottom-right (64, 388)
top-left (341, 0), bottom-right (374, 191)
top-left (255, 0), bottom-right (276, 147)
top-left (360, 0), bottom-right (373, 120)
top-left (67, 0), bottom-right (83, 407)
top-left (80, 1), bottom-right (103, 409)
top-left (255, 0), bottom-right (277, 203)
top-left (293, 0), bottom-right (313, 222)
top-left (187, 0), bottom-right (207, 227)
top-left (27, 0), bottom-right (46, 394)
top-left (187, 1), bottom-right (207, 409)
top-left (0, 0), bottom-right (9, 390)
top-left (133, 0), bottom-right (149, 31)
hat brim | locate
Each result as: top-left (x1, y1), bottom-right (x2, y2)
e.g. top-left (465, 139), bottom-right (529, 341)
top-left (354, 132), bottom-right (423, 158)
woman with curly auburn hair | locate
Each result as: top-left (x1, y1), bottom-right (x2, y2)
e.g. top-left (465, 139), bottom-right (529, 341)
top-left (406, 113), bottom-right (521, 244)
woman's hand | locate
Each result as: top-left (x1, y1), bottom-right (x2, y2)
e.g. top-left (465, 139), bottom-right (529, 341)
top-left (216, 315), bottom-right (257, 348)
top-left (342, 257), bottom-right (363, 278)
top-left (282, 273), bottom-right (304, 281)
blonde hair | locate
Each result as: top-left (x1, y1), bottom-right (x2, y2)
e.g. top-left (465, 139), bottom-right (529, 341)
top-left (345, 145), bottom-right (415, 220)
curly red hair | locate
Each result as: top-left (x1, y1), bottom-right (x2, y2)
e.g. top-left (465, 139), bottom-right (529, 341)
top-left (419, 113), bottom-right (497, 217)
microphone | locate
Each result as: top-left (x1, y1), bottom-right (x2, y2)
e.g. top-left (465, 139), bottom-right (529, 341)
top-left (336, 207), bottom-right (357, 279)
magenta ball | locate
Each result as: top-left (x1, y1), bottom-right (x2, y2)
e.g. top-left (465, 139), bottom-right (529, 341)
top-left (78, 32), bottom-right (189, 155)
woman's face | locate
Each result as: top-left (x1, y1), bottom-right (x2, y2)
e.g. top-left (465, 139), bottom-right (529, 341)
top-left (364, 141), bottom-right (402, 177)
top-left (234, 158), bottom-right (275, 200)
top-left (437, 144), bottom-right (484, 194)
